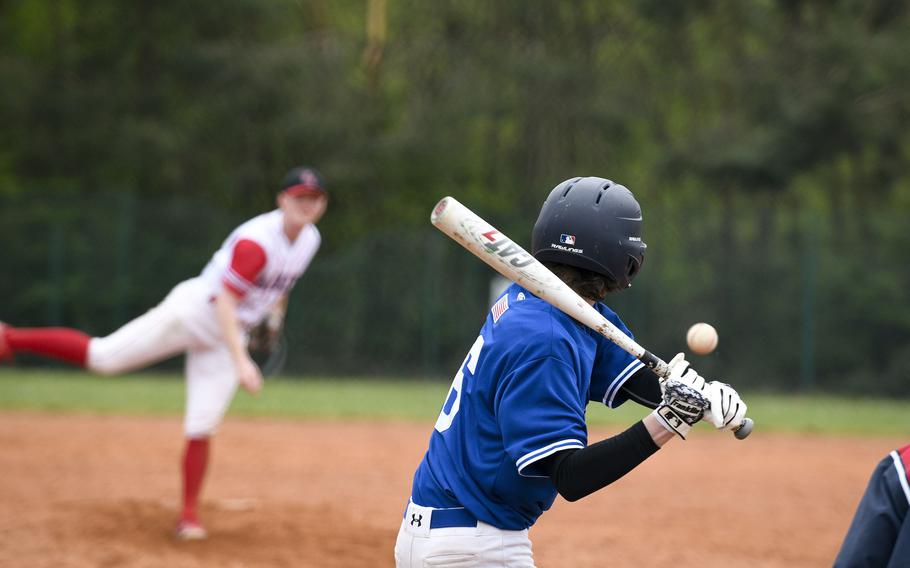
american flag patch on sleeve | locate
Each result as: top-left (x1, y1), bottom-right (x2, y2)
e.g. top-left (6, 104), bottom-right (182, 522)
top-left (491, 294), bottom-right (510, 323)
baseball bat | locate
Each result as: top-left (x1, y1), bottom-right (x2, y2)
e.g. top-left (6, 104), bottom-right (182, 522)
top-left (430, 196), bottom-right (754, 440)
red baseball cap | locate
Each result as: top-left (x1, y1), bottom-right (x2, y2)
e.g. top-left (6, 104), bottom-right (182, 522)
top-left (281, 166), bottom-right (326, 197)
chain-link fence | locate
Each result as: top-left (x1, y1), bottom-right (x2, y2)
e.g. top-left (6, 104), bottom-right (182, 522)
top-left (2, 191), bottom-right (908, 395)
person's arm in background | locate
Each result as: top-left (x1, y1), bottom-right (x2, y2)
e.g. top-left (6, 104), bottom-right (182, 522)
top-left (217, 238), bottom-right (268, 394)
top-left (266, 294), bottom-right (288, 347)
top-left (215, 289), bottom-right (262, 394)
top-left (249, 294), bottom-right (288, 354)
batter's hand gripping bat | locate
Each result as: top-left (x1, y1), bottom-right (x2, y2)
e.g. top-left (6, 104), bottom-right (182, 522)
top-left (430, 196), bottom-right (754, 440)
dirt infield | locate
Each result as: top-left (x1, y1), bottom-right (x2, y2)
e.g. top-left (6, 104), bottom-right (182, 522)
top-left (0, 412), bottom-right (900, 567)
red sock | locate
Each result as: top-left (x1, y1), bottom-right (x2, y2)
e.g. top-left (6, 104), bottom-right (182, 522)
top-left (5, 327), bottom-right (91, 366)
top-left (181, 437), bottom-right (211, 524)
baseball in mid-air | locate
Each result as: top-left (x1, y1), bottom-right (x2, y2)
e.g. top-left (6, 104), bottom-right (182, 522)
top-left (686, 322), bottom-right (718, 355)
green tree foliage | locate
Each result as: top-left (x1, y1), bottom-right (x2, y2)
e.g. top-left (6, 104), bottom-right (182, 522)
top-left (1, 1), bottom-right (908, 392)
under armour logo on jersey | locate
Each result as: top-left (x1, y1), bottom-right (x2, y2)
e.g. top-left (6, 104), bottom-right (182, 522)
top-left (410, 513), bottom-right (423, 527)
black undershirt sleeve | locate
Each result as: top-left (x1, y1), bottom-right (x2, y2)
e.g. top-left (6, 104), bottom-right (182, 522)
top-left (539, 421), bottom-right (659, 502)
top-left (619, 366), bottom-right (663, 409)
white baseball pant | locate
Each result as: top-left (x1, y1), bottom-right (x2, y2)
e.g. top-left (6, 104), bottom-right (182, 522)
top-left (395, 502), bottom-right (535, 567)
top-left (86, 278), bottom-right (243, 437)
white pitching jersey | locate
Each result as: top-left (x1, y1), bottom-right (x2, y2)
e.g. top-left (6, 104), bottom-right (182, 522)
top-left (199, 210), bottom-right (321, 328)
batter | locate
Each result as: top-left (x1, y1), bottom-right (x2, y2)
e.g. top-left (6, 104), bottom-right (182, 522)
top-left (396, 176), bottom-right (748, 567)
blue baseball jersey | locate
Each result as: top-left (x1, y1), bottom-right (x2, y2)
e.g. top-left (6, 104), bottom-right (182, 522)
top-left (410, 283), bottom-right (644, 530)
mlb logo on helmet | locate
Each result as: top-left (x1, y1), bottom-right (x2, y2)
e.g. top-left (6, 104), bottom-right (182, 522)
top-left (559, 234), bottom-right (576, 245)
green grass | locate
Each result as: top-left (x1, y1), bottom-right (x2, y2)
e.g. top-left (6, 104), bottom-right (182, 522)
top-left (0, 369), bottom-right (448, 421)
top-left (1, 369), bottom-right (908, 436)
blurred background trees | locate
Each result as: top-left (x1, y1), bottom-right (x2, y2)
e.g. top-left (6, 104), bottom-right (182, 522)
top-left (2, 0), bottom-right (908, 393)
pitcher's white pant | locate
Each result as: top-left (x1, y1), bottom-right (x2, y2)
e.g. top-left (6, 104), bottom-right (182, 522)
top-left (395, 503), bottom-right (535, 567)
top-left (86, 278), bottom-right (241, 438)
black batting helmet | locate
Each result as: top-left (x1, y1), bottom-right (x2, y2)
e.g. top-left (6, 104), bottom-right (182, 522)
top-left (531, 176), bottom-right (647, 290)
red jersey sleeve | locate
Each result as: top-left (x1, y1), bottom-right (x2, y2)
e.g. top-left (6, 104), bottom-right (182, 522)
top-left (223, 238), bottom-right (267, 298)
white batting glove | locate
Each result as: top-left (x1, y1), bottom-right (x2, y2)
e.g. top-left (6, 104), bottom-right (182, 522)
top-left (701, 381), bottom-right (747, 430)
top-left (665, 352), bottom-right (707, 389)
top-left (664, 352), bottom-right (747, 431)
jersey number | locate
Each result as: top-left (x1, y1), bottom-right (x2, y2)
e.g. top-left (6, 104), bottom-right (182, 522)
top-left (434, 335), bottom-right (485, 433)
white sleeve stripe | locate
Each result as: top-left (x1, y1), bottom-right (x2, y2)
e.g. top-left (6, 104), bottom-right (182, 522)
top-left (890, 451), bottom-right (910, 506)
top-left (515, 438), bottom-right (585, 471)
top-left (603, 359), bottom-right (645, 407)
top-left (224, 268), bottom-right (254, 291)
